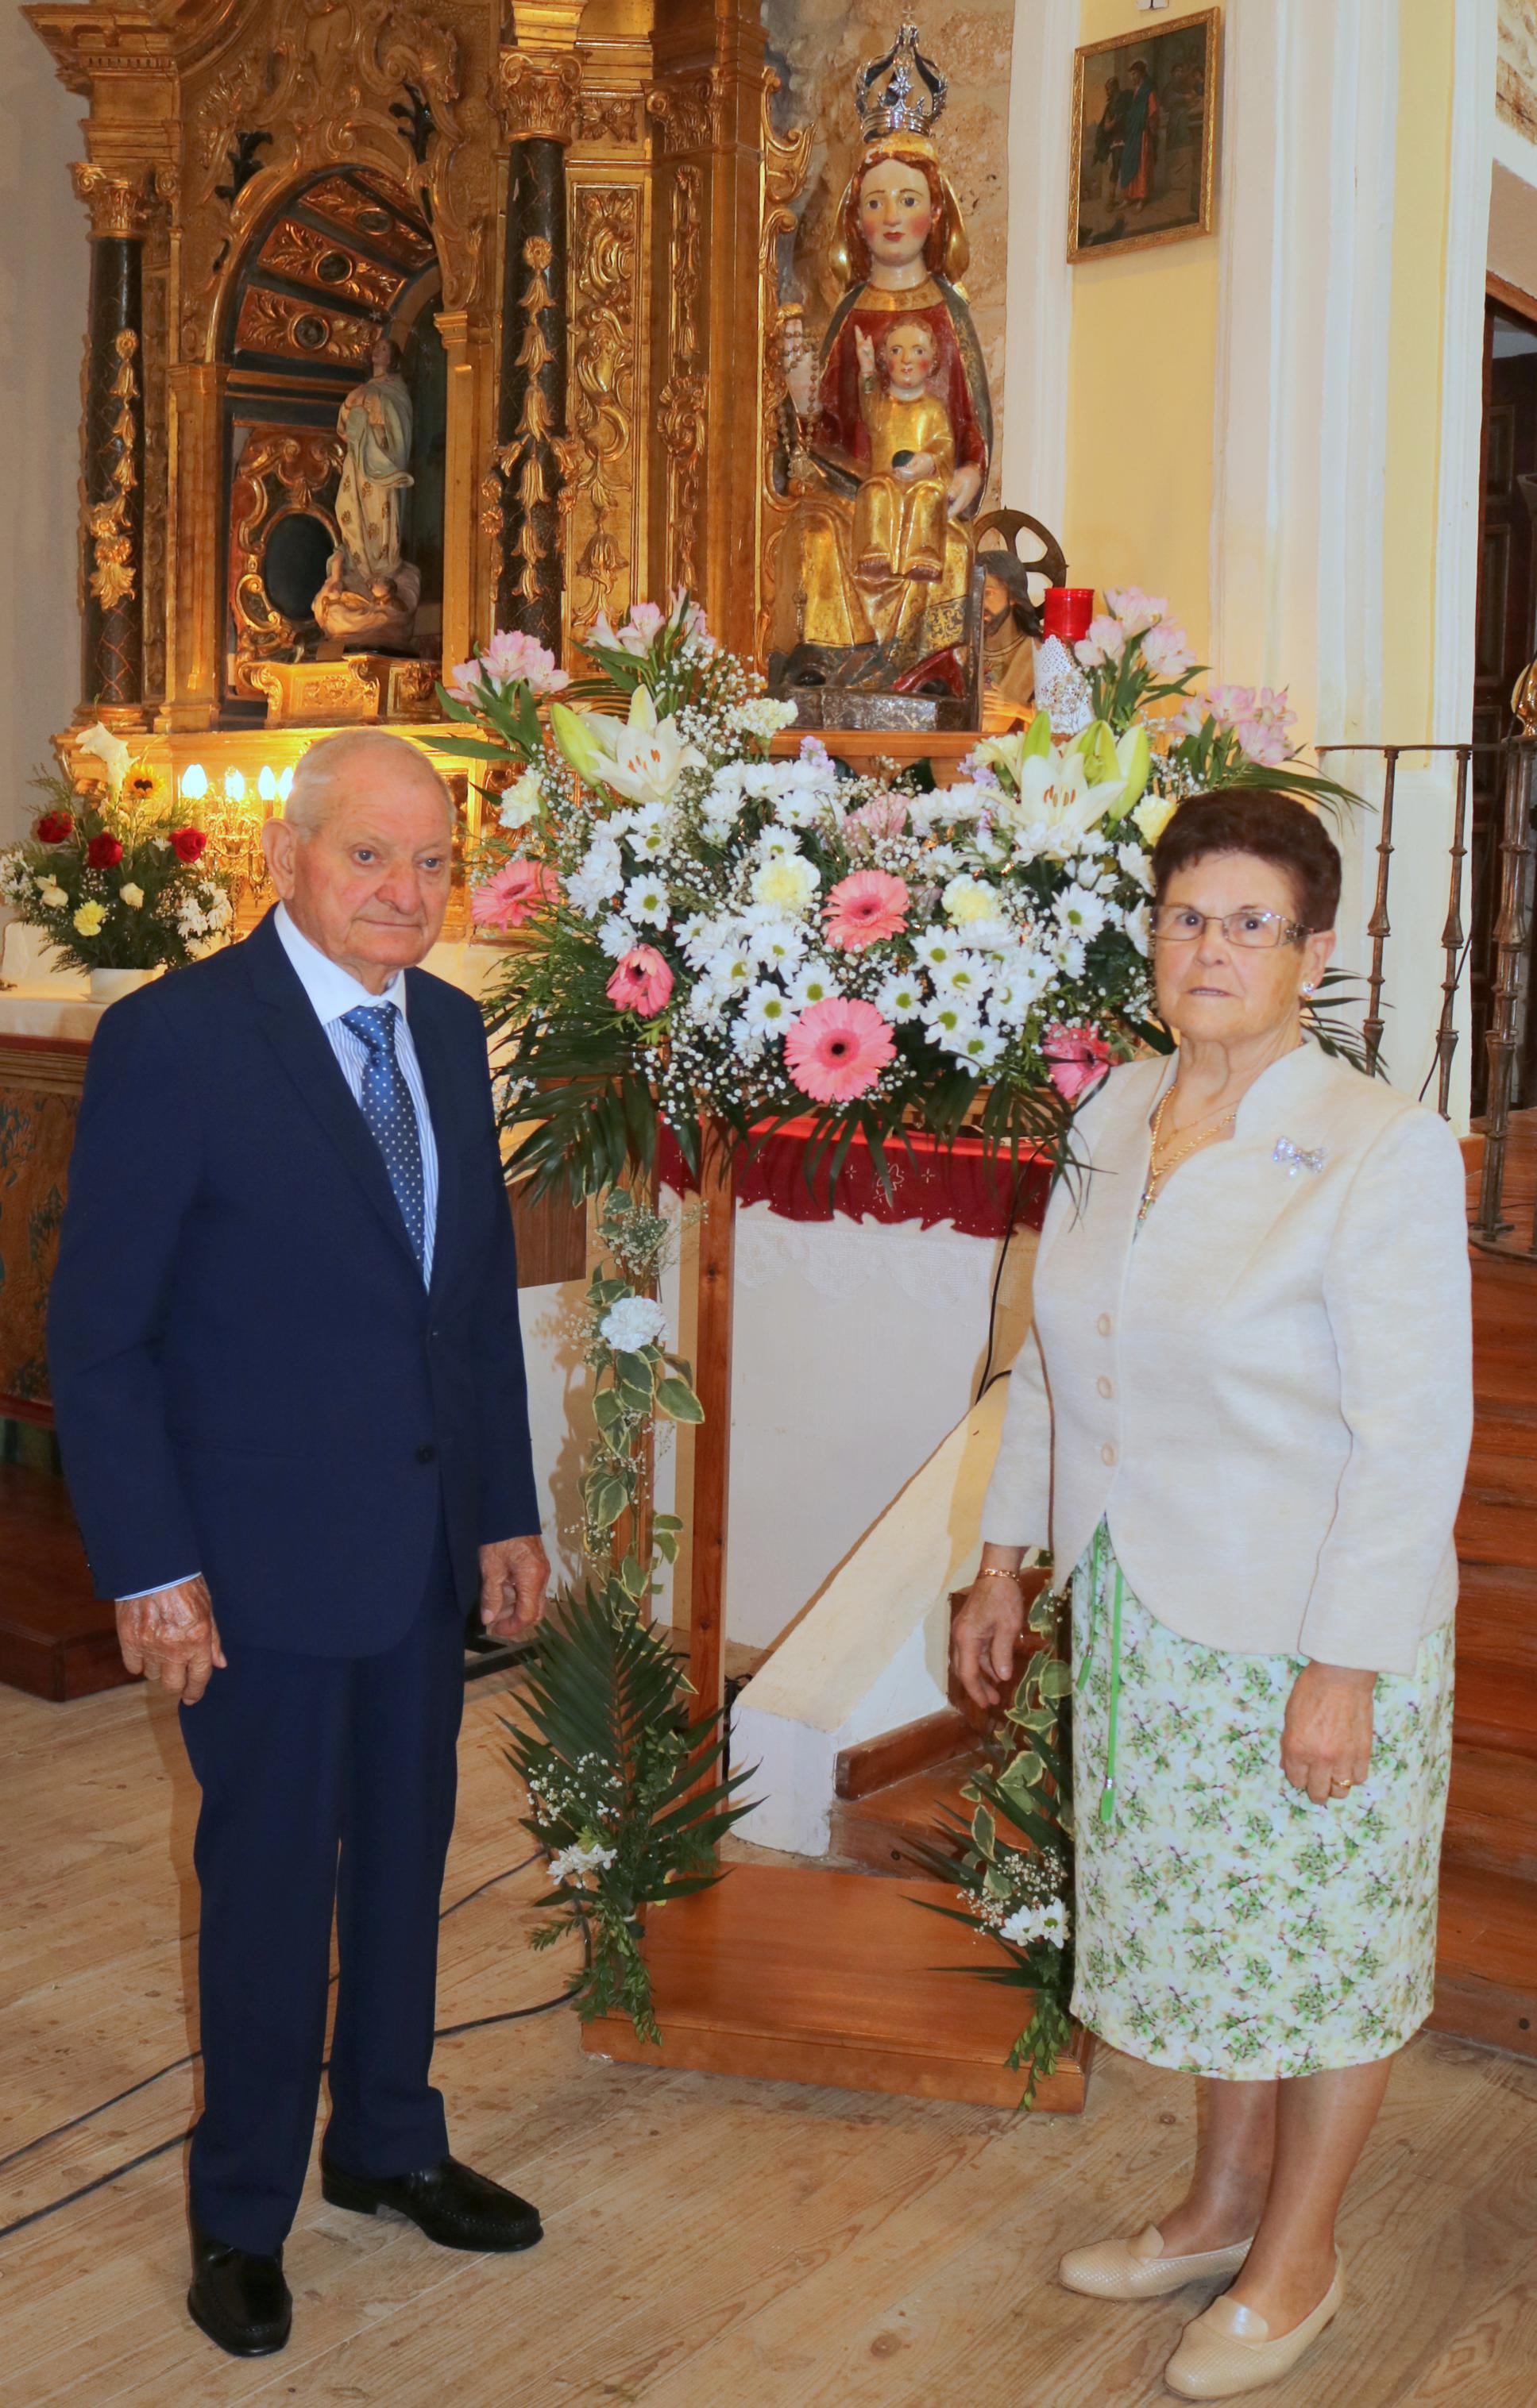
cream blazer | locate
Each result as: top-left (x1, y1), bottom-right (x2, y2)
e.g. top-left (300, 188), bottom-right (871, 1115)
top-left (982, 1042), bottom-right (1473, 1677)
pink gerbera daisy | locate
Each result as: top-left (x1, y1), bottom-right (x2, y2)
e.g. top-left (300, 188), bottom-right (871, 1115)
top-left (471, 857), bottom-right (561, 929)
top-left (1042, 1022), bottom-right (1112, 1102)
top-left (784, 996), bottom-right (896, 1103)
top-left (824, 869), bottom-right (909, 951)
top-left (606, 945), bottom-right (674, 1017)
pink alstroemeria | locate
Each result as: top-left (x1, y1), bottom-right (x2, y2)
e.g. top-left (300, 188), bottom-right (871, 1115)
top-left (843, 794), bottom-right (910, 847)
top-left (471, 857), bottom-right (561, 930)
top-left (448, 628), bottom-right (570, 702)
top-left (784, 997), bottom-right (895, 1104)
top-left (606, 945), bottom-right (674, 1017)
top-left (824, 869), bottom-right (910, 951)
top-left (1075, 615), bottom-right (1126, 669)
top-left (1105, 586), bottom-right (1168, 636)
top-left (1042, 1023), bottom-right (1113, 1103)
top-left (1140, 619), bottom-right (1195, 679)
top-left (1235, 685), bottom-right (1297, 768)
top-left (1169, 696), bottom-right (1211, 737)
top-left (591, 600), bottom-right (665, 657)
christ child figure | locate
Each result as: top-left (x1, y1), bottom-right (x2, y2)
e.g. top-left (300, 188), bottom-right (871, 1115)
top-left (851, 318), bottom-right (956, 588)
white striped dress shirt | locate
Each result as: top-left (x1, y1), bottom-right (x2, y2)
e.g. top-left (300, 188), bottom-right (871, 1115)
top-left (274, 904), bottom-right (440, 1286)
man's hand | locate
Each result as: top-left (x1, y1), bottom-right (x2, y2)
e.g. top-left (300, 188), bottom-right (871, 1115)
top-left (479, 1534), bottom-right (550, 1643)
top-left (1281, 1661), bottom-right (1377, 1804)
top-left (951, 1557), bottom-right (1029, 1711)
top-left (116, 1577), bottom-right (224, 1704)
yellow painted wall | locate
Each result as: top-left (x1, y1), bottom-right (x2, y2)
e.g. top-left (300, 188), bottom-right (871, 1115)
top-left (1063, 0), bottom-right (1222, 655)
top-left (1382, 0), bottom-right (1457, 740)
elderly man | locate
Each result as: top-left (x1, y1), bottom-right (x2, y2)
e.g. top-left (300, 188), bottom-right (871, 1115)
top-left (49, 729), bottom-right (550, 2358)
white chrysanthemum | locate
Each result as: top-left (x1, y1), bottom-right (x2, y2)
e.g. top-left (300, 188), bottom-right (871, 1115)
top-left (1117, 841), bottom-right (1154, 893)
top-left (942, 874), bottom-right (998, 927)
top-left (1053, 885), bottom-right (1110, 943)
top-left (702, 942), bottom-right (754, 993)
top-left (875, 970), bottom-right (925, 1022)
top-left (751, 851), bottom-right (820, 914)
top-left (547, 1838), bottom-right (618, 1886)
top-left (601, 1293), bottom-right (669, 1352)
top-left (923, 998), bottom-right (980, 1048)
top-left (496, 768), bottom-right (545, 832)
top-left (598, 917), bottom-right (639, 959)
top-left (914, 931), bottom-right (958, 971)
top-left (616, 801), bottom-right (672, 860)
top-left (990, 952), bottom-right (1052, 1028)
top-left (1053, 932), bottom-right (1087, 982)
top-left (952, 1026), bottom-right (1005, 1073)
top-left (0, 852), bottom-right (31, 902)
top-left (937, 780), bottom-right (991, 823)
top-left (1126, 901), bottom-right (1151, 958)
top-left (624, 872), bottom-right (670, 929)
top-left (745, 914), bottom-right (806, 970)
top-left (930, 951), bottom-right (994, 1006)
top-left (741, 982), bottom-right (793, 1037)
top-left (786, 957), bottom-right (839, 1009)
top-left (567, 839), bottom-right (623, 917)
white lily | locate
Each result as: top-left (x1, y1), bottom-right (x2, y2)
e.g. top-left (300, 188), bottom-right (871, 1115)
top-left (995, 747), bottom-right (1124, 843)
top-left (552, 685), bottom-right (703, 806)
top-left (75, 720), bottom-right (133, 798)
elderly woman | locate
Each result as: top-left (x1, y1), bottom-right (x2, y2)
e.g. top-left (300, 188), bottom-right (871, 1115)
top-left (953, 791), bottom-right (1471, 2400)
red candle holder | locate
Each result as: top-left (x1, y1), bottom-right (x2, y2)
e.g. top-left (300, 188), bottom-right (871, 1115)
top-left (1042, 586), bottom-right (1095, 643)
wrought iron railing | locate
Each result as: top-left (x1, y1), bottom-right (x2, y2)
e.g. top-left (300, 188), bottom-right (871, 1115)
top-left (1315, 735), bottom-right (1536, 1256)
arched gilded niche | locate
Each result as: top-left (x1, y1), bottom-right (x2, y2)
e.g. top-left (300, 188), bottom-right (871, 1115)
top-left (216, 168), bottom-right (446, 720)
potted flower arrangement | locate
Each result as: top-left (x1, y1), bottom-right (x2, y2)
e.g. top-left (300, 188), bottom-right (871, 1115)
top-left (0, 724), bottom-right (233, 1000)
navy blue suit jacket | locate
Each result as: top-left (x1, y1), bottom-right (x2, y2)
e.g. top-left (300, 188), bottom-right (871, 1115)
top-left (48, 909), bottom-right (539, 1656)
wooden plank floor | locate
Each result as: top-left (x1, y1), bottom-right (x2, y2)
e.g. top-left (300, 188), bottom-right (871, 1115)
top-left (3, 1680), bottom-right (1536, 2406)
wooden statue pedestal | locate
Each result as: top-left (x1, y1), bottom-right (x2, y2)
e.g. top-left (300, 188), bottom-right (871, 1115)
top-left (581, 1862), bottom-right (1091, 2113)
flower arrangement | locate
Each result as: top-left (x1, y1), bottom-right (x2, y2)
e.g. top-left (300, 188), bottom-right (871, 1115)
top-left (0, 724), bottom-right (231, 974)
top-left (505, 1189), bottom-right (755, 2040)
top-left (909, 1577), bottom-right (1076, 2106)
top-left (428, 593), bottom-right (1171, 1203)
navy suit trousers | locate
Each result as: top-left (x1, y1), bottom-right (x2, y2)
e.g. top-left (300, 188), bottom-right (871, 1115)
top-left (180, 1534), bottom-right (465, 2255)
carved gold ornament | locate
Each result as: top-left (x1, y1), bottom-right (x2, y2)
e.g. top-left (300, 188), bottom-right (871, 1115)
top-left (228, 428), bottom-right (344, 697)
top-left (86, 332), bottom-right (140, 614)
top-left (658, 166), bottom-right (706, 593)
top-left (258, 218), bottom-right (403, 311)
top-left (69, 161), bottom-right (156, 241)
top-left (646, 73), bottom-right (722, 157)
top-left (566, 186), bottom-right (638, 627)
top-left (499, 50), bottom-right (582, 145)
top-left (496, 236), bottom-right (560, 603)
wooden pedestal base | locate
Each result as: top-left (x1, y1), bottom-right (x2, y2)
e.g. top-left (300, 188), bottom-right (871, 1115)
top-left (581, 1861), bottom-right (1091, 2113)
top-left (0, 1462), bottom-right (128, 1702)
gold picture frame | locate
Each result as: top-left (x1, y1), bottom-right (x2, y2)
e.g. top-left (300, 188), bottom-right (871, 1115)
top-left (1068, 7), bottom-right (1221, 264)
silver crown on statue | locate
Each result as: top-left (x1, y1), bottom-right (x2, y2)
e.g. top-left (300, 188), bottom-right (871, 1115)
top-left (855, 25), bottom-right (948, 144)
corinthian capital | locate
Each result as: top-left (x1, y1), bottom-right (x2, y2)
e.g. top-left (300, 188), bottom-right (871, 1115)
top-left (70, 161), bottom-right (156, 239)
top-left (499, 50), bottom-right (582, 145)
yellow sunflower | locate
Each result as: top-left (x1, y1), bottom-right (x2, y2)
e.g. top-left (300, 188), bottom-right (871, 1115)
top-left (122, 763), bottom-right (164, 807)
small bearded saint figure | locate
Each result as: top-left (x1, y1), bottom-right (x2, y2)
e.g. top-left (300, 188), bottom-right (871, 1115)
top-left (851, 318), bottom-right (956, 587)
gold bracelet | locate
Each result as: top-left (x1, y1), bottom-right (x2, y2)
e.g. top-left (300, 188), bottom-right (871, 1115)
top-left (975, 1565), bottom-right (1024, 1584)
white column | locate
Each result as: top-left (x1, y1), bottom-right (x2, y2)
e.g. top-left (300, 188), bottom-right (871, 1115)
top-left (1000, 0), bottom-right (1076, 539)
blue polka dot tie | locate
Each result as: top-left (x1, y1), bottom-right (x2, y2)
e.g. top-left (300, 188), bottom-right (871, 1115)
top-left (342, 1003), bottom-right (426, 1275)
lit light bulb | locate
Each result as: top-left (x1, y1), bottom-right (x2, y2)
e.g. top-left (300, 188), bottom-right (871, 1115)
top-left (277, 766), bottom-right (294, 802)
top-left (180, 763), bottom-right (209, 801)
top-left (257, 765), bottom-right (277, 802)
top-left (224, 767), bottom-right (246, 803)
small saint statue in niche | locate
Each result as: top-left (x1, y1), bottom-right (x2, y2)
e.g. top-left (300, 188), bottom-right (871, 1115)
top-left (315, 332), bottom-right (423, 651)
top-left (851, 318), bottom-right (955, 587)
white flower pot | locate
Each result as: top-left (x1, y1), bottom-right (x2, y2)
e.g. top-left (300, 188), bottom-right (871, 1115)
top-left (88, 967), bottom-right (160, 1004)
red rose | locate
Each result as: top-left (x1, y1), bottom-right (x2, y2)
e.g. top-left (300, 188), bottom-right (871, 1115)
top-left (35, 810), bottom-right (74, 844)
top-left (86, 832), bottom-right (124, 870)
top-left (171, 826), bottom-right (208, 862)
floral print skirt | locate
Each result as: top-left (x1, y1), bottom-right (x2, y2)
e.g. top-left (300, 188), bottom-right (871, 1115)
top-left (1069, 1525), bottom-right (1455, 2079)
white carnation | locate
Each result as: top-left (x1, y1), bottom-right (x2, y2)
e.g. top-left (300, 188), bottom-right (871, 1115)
top-left (496, 768), bottom-right (545, 832)
top-left (600, 1294), bottom-right (669, 1353)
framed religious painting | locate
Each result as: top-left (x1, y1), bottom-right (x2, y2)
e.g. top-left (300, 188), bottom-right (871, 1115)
top-left (1068, 8), bottom-right (1221, 262)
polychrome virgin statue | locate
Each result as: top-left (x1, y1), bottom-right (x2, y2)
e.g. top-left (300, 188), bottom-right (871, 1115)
top-left (770, 28), bottom-right (993, 708)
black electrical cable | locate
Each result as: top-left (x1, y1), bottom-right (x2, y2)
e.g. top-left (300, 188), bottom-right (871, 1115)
top-left (974, 1175), bottom-right (1024, 1403)
top-left (0, 1849), bottom-right (570, 2248)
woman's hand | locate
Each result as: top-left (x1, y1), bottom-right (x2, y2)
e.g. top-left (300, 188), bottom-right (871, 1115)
top-left (952, 1553), bottom-right (1029, 1710)
top-left (1280, 1661), bottom-right (1377, 1804)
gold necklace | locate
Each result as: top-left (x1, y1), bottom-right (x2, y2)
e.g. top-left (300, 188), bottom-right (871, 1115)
top-left (1138, 1086), bottom-right (1237, 1220)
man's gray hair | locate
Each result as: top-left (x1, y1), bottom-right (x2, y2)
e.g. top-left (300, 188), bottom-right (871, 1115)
top-left (284, 729), bottom-right (451, 835)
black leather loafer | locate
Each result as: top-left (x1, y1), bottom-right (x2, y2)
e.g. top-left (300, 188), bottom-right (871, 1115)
top-left (187, 2222), bottom-right (292, 2356)
top-left (320, 2152), bottom-right (543, 2252)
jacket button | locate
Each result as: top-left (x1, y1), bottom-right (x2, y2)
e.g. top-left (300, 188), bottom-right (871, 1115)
top-left (1097, 1313), bottom-right (1113, 1336)
top-left (1097, 1376), bottom-right (1113, 1399)
top-left (1101, 1441), bottom-right (1117, 1466)
top-left (416, 1443), bottom-right (438, 1465)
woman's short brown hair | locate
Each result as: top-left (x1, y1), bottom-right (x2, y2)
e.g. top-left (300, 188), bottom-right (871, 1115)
top-left (1150, 790), bottom-right (1342, 933)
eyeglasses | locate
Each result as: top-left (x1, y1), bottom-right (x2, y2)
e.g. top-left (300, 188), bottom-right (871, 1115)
top-left (1151, 905), bottom-right (1311, 951)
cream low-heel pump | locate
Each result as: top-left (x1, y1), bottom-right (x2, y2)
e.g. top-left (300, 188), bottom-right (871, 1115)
top-left (1057, 2225), bottom-right (1255, 2302)
top-left (1163, 2255), bottom-right (1344, 2398)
